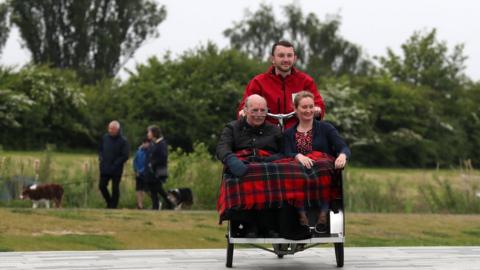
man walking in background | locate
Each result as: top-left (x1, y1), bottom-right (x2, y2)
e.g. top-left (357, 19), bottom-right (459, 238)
top-left (98, 120), bottom-right (129, 209)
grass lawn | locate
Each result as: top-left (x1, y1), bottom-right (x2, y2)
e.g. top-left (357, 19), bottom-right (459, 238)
top-left (0, 208), bottom-right (479, 252)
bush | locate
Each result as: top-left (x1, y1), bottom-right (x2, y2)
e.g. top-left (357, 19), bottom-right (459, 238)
top-left (0, 65), bottom-right (92, 149)
top-left (166, 143), bottom-right (222, 209)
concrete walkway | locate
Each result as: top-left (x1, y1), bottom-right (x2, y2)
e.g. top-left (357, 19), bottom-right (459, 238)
top-left (1, 247), bottom-right (479, 270)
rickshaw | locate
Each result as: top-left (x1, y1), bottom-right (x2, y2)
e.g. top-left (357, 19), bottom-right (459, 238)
top-left (223, 112), bottom-right (345, 268)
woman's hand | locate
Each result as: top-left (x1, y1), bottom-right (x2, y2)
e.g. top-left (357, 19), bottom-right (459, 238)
top-left (296, 154), bottom-right (314, 169)
top-left (335, 153), bottom-right (347, 169)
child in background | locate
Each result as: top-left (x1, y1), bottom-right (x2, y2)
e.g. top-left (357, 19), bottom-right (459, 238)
top-left (133, 137), bottom-right (150, 209)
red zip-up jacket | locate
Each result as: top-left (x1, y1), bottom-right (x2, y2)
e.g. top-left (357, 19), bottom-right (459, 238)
top-left (237, 66), bottom-right (325, 128)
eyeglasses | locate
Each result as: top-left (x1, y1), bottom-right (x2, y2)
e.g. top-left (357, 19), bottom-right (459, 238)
top-left (248, 108), bottom-right (267, 116)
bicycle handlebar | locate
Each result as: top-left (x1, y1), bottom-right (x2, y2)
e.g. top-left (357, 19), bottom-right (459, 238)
top-left (266, 111), bottom-right (296, 120)
top-left (266, 112), bottom-right (296, 131)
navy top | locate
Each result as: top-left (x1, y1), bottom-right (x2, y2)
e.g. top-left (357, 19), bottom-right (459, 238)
top-left (98, 133), bottom-right (129, 176)
top-left (283, 120), bottom-right (351, 159)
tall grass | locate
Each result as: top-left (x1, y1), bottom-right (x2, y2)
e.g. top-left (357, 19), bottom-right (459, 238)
top-left (344, 163), bottom-right (480, 213)
top-left (1, 147), bottom-right (479, 213)
top-left (419, 169), bottom-right (480, 213)
top-left (166, 143), bottom-right (222, 209)
top-left (344, 172), bottom-right (411, 213)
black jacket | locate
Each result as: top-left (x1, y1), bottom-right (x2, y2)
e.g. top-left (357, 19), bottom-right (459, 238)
top-left (216, 118), bottom-right (283, 162)
top-left (99, 133), bottom-right (129, 176)
top-left (145, 138), bottom-right (168, 183)
top-left (283, 120), bottom-right (351, 159)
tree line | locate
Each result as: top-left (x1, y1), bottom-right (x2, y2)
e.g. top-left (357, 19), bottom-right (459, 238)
top-left (1, 2), bottom-right (479, 168)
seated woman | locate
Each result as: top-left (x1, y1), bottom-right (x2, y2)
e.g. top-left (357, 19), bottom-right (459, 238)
top-left (284, 91), bottom-right (351, 234)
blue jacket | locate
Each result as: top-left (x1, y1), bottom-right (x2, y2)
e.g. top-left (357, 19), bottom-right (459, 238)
top-left (283, 120), bottom-right (351, 159)
top-left (133, 147), bottom-right (148, 175)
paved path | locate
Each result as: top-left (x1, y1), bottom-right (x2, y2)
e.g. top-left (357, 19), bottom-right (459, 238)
top-left (1, 247), bottom-right (479, 270)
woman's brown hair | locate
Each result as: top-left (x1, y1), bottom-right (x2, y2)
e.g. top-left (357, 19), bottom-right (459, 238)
top-left (148, 125), bottom-right (162, 139)
top-left (293, 91), bottom-right (314, 108)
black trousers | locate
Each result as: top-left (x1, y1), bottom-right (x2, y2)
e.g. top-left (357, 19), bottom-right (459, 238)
top-left (148, 181), bottom-right (173, 210)
top-left (99, 174), bottom-right (121, 208)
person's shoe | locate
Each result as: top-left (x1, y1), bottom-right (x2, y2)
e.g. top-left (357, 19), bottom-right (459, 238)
top-left (299, 213), bottom-right (309, 226)
top-left (314, 222), bottom-right (328, 234)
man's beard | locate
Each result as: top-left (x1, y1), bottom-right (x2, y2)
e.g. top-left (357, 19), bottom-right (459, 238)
top-left (276, 64), bottom-right (293, 73)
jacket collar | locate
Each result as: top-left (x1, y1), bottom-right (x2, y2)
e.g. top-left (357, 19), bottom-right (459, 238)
top-left (267, 66), bottom-right (298, 78)
top-left (291, 119), bottom-right (321, 133)
top-left (153, 137), bottom-right (164, 144)
top-left (240, 117), bottom-right (266, 132)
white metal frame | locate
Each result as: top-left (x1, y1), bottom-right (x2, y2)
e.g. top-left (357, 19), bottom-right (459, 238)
top-left (228, 210), bottom-right (345, 244)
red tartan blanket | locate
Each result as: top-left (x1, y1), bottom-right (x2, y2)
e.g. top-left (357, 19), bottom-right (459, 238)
top-left (217, 150), bottom-right (342, 219)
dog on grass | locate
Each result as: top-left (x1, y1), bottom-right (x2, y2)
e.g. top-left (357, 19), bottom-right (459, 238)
top-left (20, 183), bottom-right (64, 208)
top-left (167, 188), bottom-right (193, 210)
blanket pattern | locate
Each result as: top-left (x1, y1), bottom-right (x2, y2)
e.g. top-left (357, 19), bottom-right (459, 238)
top-left (217, 150), bottom-right (342, 218)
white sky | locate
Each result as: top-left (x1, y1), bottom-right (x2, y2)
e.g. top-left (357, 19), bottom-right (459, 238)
top-left (1, 0), bottom-right (479, 80)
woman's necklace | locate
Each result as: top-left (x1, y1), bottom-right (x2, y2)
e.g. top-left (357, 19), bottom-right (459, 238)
top-left (297, 125), bottom-right (312, 133)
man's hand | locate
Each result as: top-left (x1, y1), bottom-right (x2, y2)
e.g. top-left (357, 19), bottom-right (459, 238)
top-left (335, 153), bottom-right (347, 169)
top-left (295, 153), bottom-right (314, 169)
top-left (314, 106), bottom-right (322, 118)
top-left (238, 110), bottom-right (245, 118)
top-left (225, 155), bottom-right (248, 177)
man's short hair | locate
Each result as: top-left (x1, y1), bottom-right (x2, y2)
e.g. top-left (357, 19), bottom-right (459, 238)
top-left (271, 40), bottom-right (295, 56)
top-left (109, 120), bottom-right (120, 129)
top-left (244, 94), bottom-right (267, 109)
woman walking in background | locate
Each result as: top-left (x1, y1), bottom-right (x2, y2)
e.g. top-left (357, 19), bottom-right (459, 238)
top-left (145, 125), bottom-right (173, 210)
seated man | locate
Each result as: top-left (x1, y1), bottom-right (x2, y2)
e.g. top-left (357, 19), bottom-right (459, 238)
top-left (217, 94), bottom-right (282, 174)
top-left (216, 94), bottom-right (283, 237)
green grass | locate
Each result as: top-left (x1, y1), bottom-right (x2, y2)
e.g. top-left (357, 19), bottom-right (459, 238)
top-left (0, 208), bottom-right (479, 251)
top-left (1, 150), bottom-right (480, 213)
top-left (346, 213), bottom-right (480, 246)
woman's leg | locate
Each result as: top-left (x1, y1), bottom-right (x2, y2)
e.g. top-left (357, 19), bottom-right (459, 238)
top-left (135, 176), bottom-right (145, 209)
top-left (317, 202), bottom-right (329, 223)
top-left (136, 191), bottom-right (144, 209)
top-left (150, 183), bottom-right (160, 210)
top-left (157, 182), bottom-right (173, 209)
top-left (315, 202), bottom-right (329, 233)
top-left (298, 207), bottom-right (309, 226)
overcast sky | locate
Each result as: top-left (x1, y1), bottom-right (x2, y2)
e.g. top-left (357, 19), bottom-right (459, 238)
top-left (1, 0), bottom-right (479, 80)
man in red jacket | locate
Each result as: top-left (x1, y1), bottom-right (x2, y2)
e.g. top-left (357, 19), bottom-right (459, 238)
top-left (238, 40), bottom-right (325, 128)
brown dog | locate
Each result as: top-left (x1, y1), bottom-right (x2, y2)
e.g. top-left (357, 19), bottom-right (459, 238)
top-left (20, 183), bottom-right (64, 208)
